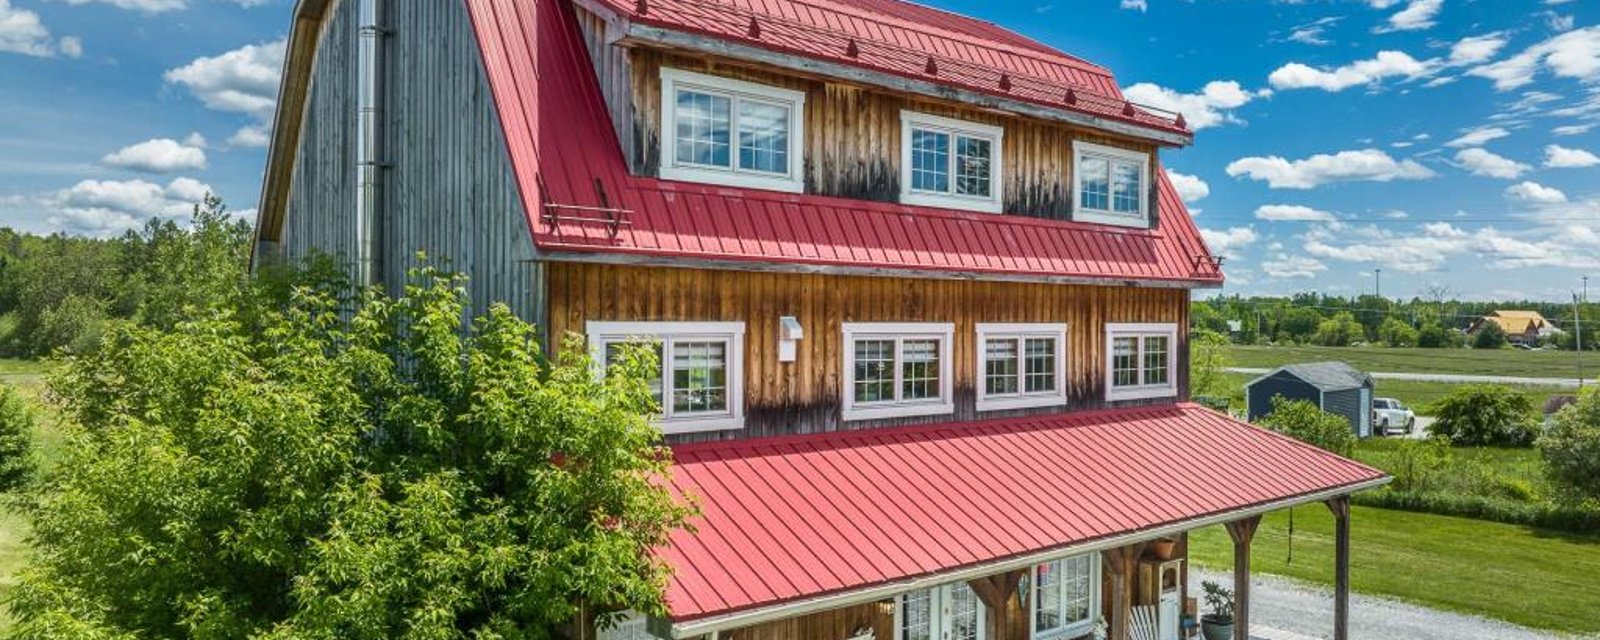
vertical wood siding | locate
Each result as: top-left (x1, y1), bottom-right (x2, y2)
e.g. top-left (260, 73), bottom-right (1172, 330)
top-left (281, 0), bottom-right (540, 321)
top-left (546, 262), bottom-right (1190, 444)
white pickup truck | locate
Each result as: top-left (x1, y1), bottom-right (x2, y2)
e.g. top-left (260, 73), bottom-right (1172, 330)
top-left (1372, 398), bottom-right (1416, 436)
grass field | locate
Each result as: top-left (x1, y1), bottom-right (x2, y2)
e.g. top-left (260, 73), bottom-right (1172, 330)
top-left (1187, 506), bottom-right (1600, 634)
top-left (1218, 372), bottom-right (1567, 416)
top-left (1226, 345), bottom-right (1589, 379)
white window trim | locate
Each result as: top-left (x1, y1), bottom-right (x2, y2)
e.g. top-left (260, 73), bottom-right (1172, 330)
top-left (1029, 555), bottom-right (1102, 640)
top-left (842, 322), bottom-right (955, 422)
top-left (659, 68), bottom-right (806, 193)
top-left (1072, 140), bottom-right (1150, 228)
top-left (895, 582), bottom-right (989, 640)
top-left (1104, 322), bottom-right (1178, 403)
top-left (900, 111), bottom-right (1005, 214)
top-left (975, 323), bottom-right (1069, 412)
top-left (587, 321), bottom-right (746, 434)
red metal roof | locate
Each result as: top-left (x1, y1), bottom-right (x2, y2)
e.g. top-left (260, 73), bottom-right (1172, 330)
top-left (659, 403), bottom-right (1386, 622)
top-left (464, 0), bottom-right (1222, 286)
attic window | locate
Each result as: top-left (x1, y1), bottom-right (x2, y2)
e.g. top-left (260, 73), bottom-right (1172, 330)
top-left (1073, 141), bottom-right (1150, 228)
top-left (900, 111), bottom-right (1004, 213)
top-left (659, 68), bottom-right (806, 193)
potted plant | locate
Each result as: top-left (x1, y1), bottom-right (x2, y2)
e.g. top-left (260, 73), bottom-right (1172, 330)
top-left (1150, 537), bottom-right (1177, 560)
top-left (1200, 580), bottom-right (1235, 640)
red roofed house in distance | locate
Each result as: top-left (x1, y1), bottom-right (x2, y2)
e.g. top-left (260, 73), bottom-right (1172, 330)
top-left (252, 0), bottom-right (1389, 639)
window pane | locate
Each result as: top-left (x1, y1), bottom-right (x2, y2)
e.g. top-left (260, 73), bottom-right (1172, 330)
top-left (606, 342), bottom-right (664, 406)
top-left (1112, 159), bottom-right (1143, 214)
top-left (738, 100), bottom-right (789, 174)
top-left (675, 90), bottom-right (731, 168)
top-left (1080, 156), bottom-right (1110, 211)
top-left (910, 129), bottom-right (951, 193)
top-left (672, 341), bottom-right (728, 414)
top-left (854, 339), bottom-right (896, 403)
top-left (1035, 561), bottom-right (1062, 632)
top-left (901, 339), bottom-right (941, 400)
top-left (949, 583), bottom-right (982, 640)
top-left (900, 589), bottom-right (933, 640)
top-left (984, 338), bottom-right (1020, 396)
top-left (955, 135), bottom-right (992, 197)
top-left (1143, 336), bottom-right (1170, 386)
top-left (1062, 555), bottom-right (1093, 625)
top-left (1112, 336), bottom-right (1139, 387)
top-left (1024, 338), bottom-right (1057, 393)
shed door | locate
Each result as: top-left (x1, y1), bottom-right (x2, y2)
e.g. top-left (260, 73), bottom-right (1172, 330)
top-left (1358, 386), bottom-right (1373, 438)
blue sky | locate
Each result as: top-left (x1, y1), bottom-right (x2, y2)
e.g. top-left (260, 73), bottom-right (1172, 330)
top-left (0, 0), bottom-right (1596, 302)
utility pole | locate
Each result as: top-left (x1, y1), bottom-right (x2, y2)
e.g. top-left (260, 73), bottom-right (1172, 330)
top-left (1375, 269), bottom-right (1382, 301)
top-left (1580, 276), bottom-right (1589, 389)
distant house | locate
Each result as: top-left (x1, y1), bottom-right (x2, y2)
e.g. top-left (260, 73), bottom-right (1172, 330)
top-left (1246, 362), bottom-right (1375, 437)
top-left (1469, 311), bottom-right (1551, 346)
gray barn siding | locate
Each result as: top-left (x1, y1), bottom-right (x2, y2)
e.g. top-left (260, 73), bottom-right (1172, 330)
top-left (1322, 388), bottom-right (1362, 432)
top-left (1245, 372), bottom-right (1319, 423)
top-left (280, 0), bottom-right (541, 323)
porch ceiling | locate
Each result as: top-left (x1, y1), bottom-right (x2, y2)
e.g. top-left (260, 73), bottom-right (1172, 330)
top-left (658, 403), bottom-right (1388, 632)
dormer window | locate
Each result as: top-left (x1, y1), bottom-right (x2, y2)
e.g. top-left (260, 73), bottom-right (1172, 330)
top-left (1073, 141), bottom-right (1150, 228)
top-left (660, 68), bottom-right (806, 193)
top-left (900, 111), bottom-right (1004, 213)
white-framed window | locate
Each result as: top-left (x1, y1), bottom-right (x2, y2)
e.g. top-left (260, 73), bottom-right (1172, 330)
top-left (659, 68), bottom-right (806, 193)
top-left (587, 321), bottom-right (745, 434)
top-left (1072, 140), bottom-right (1150, 228)
top-left (842, 322), bottom-right (954, 421)
top-left (975, 323), bottom-right (1068, 412)
top-left (900, 111), bottom-right (1004, 213)
top-left (1031, 555), bottom-right (1100, 640)
top-left (896, 582), bottom-right (987, 640)
top-left (1104, 323), bottom-right (1178, 402)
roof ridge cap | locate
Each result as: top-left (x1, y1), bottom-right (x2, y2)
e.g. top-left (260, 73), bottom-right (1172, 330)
top-left (795, 0), bottom-right (1112, 74)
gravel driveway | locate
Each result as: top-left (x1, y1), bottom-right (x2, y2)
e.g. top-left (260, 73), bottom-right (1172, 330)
top-left (1188, 569), bottom-right (1590, 640)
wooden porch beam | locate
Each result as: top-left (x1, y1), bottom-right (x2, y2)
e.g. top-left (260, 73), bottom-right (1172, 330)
top-left (1325, 496), bottom-right (1351, 640)
top-left (1224, 516), bottom-right (1261, 640)
top-left (1101, 542), bottom-right (1148, 640)
top-left (967, 569), bottom-right (1024, 640)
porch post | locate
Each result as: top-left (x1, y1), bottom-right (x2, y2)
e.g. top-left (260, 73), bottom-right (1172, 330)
top-left (1326, 496), bottom-right (1351, 640)
top-left (1101, 542), bottom-right (1146, 640)
top-left (1224, 516), bottom-right (1261, 640)
top-left (967, 569), bottom-right (1023, 640)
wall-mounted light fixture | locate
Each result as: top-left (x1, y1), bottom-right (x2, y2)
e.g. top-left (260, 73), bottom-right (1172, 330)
top-left (778, 316), bottom-right (803, 362)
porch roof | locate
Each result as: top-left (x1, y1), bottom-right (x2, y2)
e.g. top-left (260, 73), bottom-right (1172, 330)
top-left (658, 403), bottom-right (1386, 629)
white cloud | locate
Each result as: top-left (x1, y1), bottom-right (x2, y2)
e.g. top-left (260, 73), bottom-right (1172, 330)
top-left (1267, 51), bottom-right (1433, 92)
top-left (182, 131), bottom-right (207, 148)
top-left (101, 138), bottom-right (208, 173)
top-left (1469, 26), bottom-right (1600, 91)
top-left (1285, 16), bottom-right (1340, 46)
top-left (1505, 181), bottom-right (1568, 204)
top-left (0, 0), bottom-right (78, 57)
top-left (1255, 204), bottom-right (1339, 222)
top-left (1444, 126), bottom-right (1510, 148)
top-left (1200, 227), bottom-right (1258, 259)
top-left (164, 39), bottom-right (285, 120)
top-left (1121, 80), bottom-right (1265, 130)
top-left (1553, 124), bottom-right (1594, 136)
top-left (1544, 144), bottom-right (1600, 168)
top-left (227, 125), bottom-right (270, 148)
top-left (1377, 0), bottom-right (1443, 32)
top-left (1262, 253), bottom-right (1327, 279)
top-left (1454, 148), bottom-right (1530, 179)
top-left (1301, 222), bottom-right (1478, 272)
top-left (62, 0), bottom-right (187, 12)
top-left (1167, 172), bottom-right (1209, 203)
top-left (1449, 33), bottom-right (1508, 65)
top-left (1226, 149), bottom-right (1437, 189)
top-left (1119, 0), bottom-right (1147, 12)
top-left (44, 177), bottom-right (215, 235)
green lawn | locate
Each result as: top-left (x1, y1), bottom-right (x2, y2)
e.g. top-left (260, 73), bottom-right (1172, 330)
top-left (1219, 372), bottom-right (1567, 416)
top-left (1187, 505), bottom-right (1600, 634)
top-left (1226, 345), bottom-right (1588, 379)
top-left (0, 359), bottom-right (58, 632)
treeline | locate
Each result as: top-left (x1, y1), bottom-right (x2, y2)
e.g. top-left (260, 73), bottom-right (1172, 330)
top-left (0, 196), bottom-right (253, 357)
top-left (1195, 292), bottom-right (1598, 349)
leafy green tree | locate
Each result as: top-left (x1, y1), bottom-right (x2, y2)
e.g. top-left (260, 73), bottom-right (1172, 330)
top-left (13, 269), bottom-right (693, 638)
top-left (1430, 385), bottom-right (1538, 447)
top-left (1416, 323), bottom-right (1453, 348)
top-left (1190, 302), bottom-right (1231, 336)
top-left (123, 195), bottom-right (253, 332)
top-left (1189, 328), bottom-right (1232, 401)
top-left (1276, 307), bottom-right (1323, 343)
top-left (1540, 386), bottom-right (1600, 503)
top-left (0, 385), bottom-right (34, 493)
top-left (1472, 321), bottom-right (1508, 349)
top-left (1311, 312), bottom-right (1365, 347)
top-left (1377, 316), bottom-right (1418, 347)
top-left (1258, 397), bottom-right (1355, 457)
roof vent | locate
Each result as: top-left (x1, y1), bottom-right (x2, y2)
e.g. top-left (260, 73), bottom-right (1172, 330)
top-left (747, 17), bottom-right (761, 39)
top-left (1064, 89), bottom-right (1077, 105)
top-left (999, 73), bottom-right (1012, 92)
top-left (1122, 101), bottom-right (1137, 117)
top-left (635, 0), bottom-right (647, 15)
top-left (845, 38), bottom-right (860, 58)
top-left (925, 56), bottom-right (938, 75)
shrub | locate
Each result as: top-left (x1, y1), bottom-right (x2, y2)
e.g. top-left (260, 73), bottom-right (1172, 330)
top-left (1472, 321), bottom-right (1508, 349)
top-left (1377, 316), bottom-right (1418, 347)
top-left (1311, 312), bottom-right (1365, 347)
top-left (1429, 385), bottom-right (1539, 447)
top-left (1383, 437), bottom-right (1451, 493)
top-left (1258, 397), bottom-right (1355, 457)
top-left (1352, 489), bottom-right (1600, 534)
top-left (1540, 386), bottom-right (1600, 503)
top-left (0, 385), bottom-right (34, 493)
top-left (1416, 323), bottom-right (1456, 348)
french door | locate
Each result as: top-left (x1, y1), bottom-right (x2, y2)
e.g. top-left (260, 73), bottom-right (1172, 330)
top-left (896, 582), bottom-right (987, 640)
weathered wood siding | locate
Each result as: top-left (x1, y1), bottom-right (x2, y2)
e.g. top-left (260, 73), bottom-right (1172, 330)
top-left (280, 0), bottom-right (541, 321)
top-left (547, 262), bottom-right (1190, 443)
top-left (567, 19), bottom-right (1159, 221)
